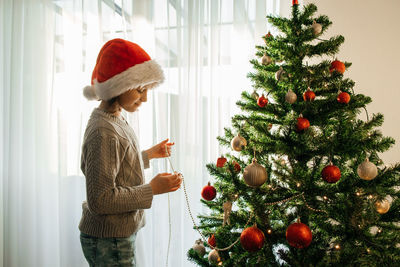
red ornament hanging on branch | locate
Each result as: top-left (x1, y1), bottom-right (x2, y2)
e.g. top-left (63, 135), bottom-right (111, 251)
top-left (337, 91), bottom-right (351, 104)
top-left (257, 94), bottom-right (269, 107)
top-left (208, 234), bottom-right (216, 247)
top-left (322, 163), bottom-right (341, 183)
top-left (233, 161), bottom-right (241, 172)
top-left (240, 225), bottom-right (265, 252)
top-left (296, 116), bottom-right (310, 132)
top-left (201, 182), bottom-right (217, 201)
top-left (216, 156), bottom-right (227, 168)
top-left (292, 0), bottom-right (299, 5)
top-left (329, 60), bottom-right (346, 74)
top-left (286, 219), bottom-right (313, 249)
top-left (303, 88), bottom-right (316, 102)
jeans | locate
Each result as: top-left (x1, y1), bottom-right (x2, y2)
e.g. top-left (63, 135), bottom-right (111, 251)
top-left (80, 232), bottom-right (137, 267)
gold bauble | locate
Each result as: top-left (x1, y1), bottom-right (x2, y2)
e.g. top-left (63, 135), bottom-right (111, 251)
top-left (208, 249), bottom-right (220, 264)
top-left (312, 20), bottom-right (322, 35)
top-left (261, 54), bottom-right (272, 65)
top-left (357, 159), bottom-right (378, 180)
top-left (192, 239), bottom-right (206, 256)
top-left (285, 90), bottom-right (297, 104)
top-left (275, 67), bottom-right (286, 81)
top-left (231, 134), bottom-right (247, 151)
top-left (243, 158), bottom-right (268, 187)
top-left (375, 199), bottom-right (390, 214)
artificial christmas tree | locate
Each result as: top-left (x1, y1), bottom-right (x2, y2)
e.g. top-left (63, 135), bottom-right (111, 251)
top-left (187, 2), bottom-right (400, 266)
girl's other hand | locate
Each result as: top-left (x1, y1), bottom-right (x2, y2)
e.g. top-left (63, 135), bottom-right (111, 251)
top-left (146, 138), bottom-right (175, 159)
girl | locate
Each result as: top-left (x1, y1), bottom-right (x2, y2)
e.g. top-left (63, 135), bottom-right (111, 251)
top-left (79, 38), bottom-right (182, 266)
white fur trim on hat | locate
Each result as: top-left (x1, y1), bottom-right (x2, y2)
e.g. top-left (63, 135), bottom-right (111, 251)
top-left (93, 59), bottom-right (164, 101)
top-left (83, 85), bottom-right (99, 100)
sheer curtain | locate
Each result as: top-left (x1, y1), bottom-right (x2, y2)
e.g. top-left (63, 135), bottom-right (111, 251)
top-left (1, 0), bottom-right (280, 266)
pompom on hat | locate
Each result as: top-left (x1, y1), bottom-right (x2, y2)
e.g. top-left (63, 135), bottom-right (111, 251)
top-left (83, 38), bottom-right (164, 101)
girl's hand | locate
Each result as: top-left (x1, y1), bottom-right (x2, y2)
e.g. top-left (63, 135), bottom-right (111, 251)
top-left (146, 139), bottom-right (175, 159)
top-left (149, 172), bottom-right (182, 195)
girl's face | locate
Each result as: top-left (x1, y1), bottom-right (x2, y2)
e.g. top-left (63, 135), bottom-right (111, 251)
top-left (118, 84), bottom-right (153, 112)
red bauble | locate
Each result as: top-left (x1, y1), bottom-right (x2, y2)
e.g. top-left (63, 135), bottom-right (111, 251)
top-left (286, 222), bottom-right (312, 249)
top-left (265, 31), bottom-right (272, 38)
top-left (322, 165), bottom-right (341, 183)
top-left (257, 95), bottom-right (268, 107)
top-left (303, 89), bottom-right (316, 102)
top-left (240, 226), bottom-right (265, 252)
top-left (233, 161), bottom-right (241, 172)
top-left (292, 0), bottom-right (299, 5)
top-left (296, 117), bottom-right (310, 132)
top-left (201, 182), bottom-right (216, 201)
top-left (208, 234), bottom-right (216, 247)
top-left (329, 60), bottom-right (346, 74)
top-left (337, 92), bottom-right (351, 104)
top-left (216, 156), bottom-right (227, 168)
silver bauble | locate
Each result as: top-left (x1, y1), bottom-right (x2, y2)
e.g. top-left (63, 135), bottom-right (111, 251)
top-left (357, 159), bottom-right (378, 180)
top-left (261, 54), bottom-right (272, 65)
top-left (275, 67), bottom-right (286, 81)
top-left (251, 90), bottom-right (259, 100)
top-left (375, 199), bottom-right (390, 214)
top-left (231, 134), bottom-right (247, 151)
top-left (192, 239), bottom-right (206, 257)
top-left (243, 158), bottom-right (268, 187)
top-left (312, 20), bottom-right (322, 36)
top-left (285, 90), bottom-right (297, 104)
top-left (208, 249), bottom-right (220, 264)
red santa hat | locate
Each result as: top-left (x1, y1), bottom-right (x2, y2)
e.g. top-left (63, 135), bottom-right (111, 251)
top-left (83, 38), bottom-right (164, 101)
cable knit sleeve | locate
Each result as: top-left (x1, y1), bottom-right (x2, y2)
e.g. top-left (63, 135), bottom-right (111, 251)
top-left (82, 130), bottom-right (153, 215)
top-left (141, 150), bottom-right (150, 169)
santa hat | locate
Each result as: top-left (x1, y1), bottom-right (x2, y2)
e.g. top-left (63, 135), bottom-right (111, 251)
top-left (83, 38), bottom-right (164, 101)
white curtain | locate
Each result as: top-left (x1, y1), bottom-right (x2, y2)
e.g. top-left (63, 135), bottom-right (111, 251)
top-left (1, 0), bottom-right (279, 266)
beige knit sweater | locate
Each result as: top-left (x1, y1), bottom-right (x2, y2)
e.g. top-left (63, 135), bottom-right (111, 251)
top-left (79, 108), bottom-right (153, 238)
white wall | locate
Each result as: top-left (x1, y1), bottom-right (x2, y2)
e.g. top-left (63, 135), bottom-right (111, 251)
top-left (280, 0), bottom-right (400, 164)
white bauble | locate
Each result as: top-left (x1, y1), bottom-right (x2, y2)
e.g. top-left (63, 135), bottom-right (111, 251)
top-left (192, 239), bottom-right (206, 257)
top-left (208, 249), bottom-right (220, 264)
top-left (243, 158), bottom-right (268, 187)
top-left (285, 90), bottom-right (297, 104)
top-left (251, 90), bottom-right (259, 100)
top-left (275, 67), bottom-right (286, 81)
top-left (312, 20), bottom-right (322, 36)
top-left (357, 159), bottom-right (378, 180)
top-left (261, 54), bottom-right (272, 65)
top-left (375, 199), bottom-right (391, 214)
top-left (231, 134), bottom-right (247, 151)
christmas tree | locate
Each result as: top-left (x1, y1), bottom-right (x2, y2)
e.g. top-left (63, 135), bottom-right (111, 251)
top-left (186, 1), bottom-right (400, 266)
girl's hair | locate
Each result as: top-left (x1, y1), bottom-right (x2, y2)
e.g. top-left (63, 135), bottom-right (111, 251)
top-left (107, 96), bottom-right (119, 106)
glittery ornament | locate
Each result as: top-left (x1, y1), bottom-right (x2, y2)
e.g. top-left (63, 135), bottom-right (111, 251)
top-left (231, 134), bottom-right (247, 151)
top-left (192, 239), bottom-right (206, 256)
top-left (240, 226), bottom-right (265, 252)
top-left (208, 249), bottom-right (220, 264)
top-left (312, 20), bottom-right (322, 35)
top-left (286, 220), bottom-right (312, 249)
top-left (285, 90), bottom-right (297, 104)
top-left (375, 199), bottom-right (391, 214)
top-left (357, 159), bottom-right (378, 180)
top-left (261, 54), bottom-right (272, 65)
